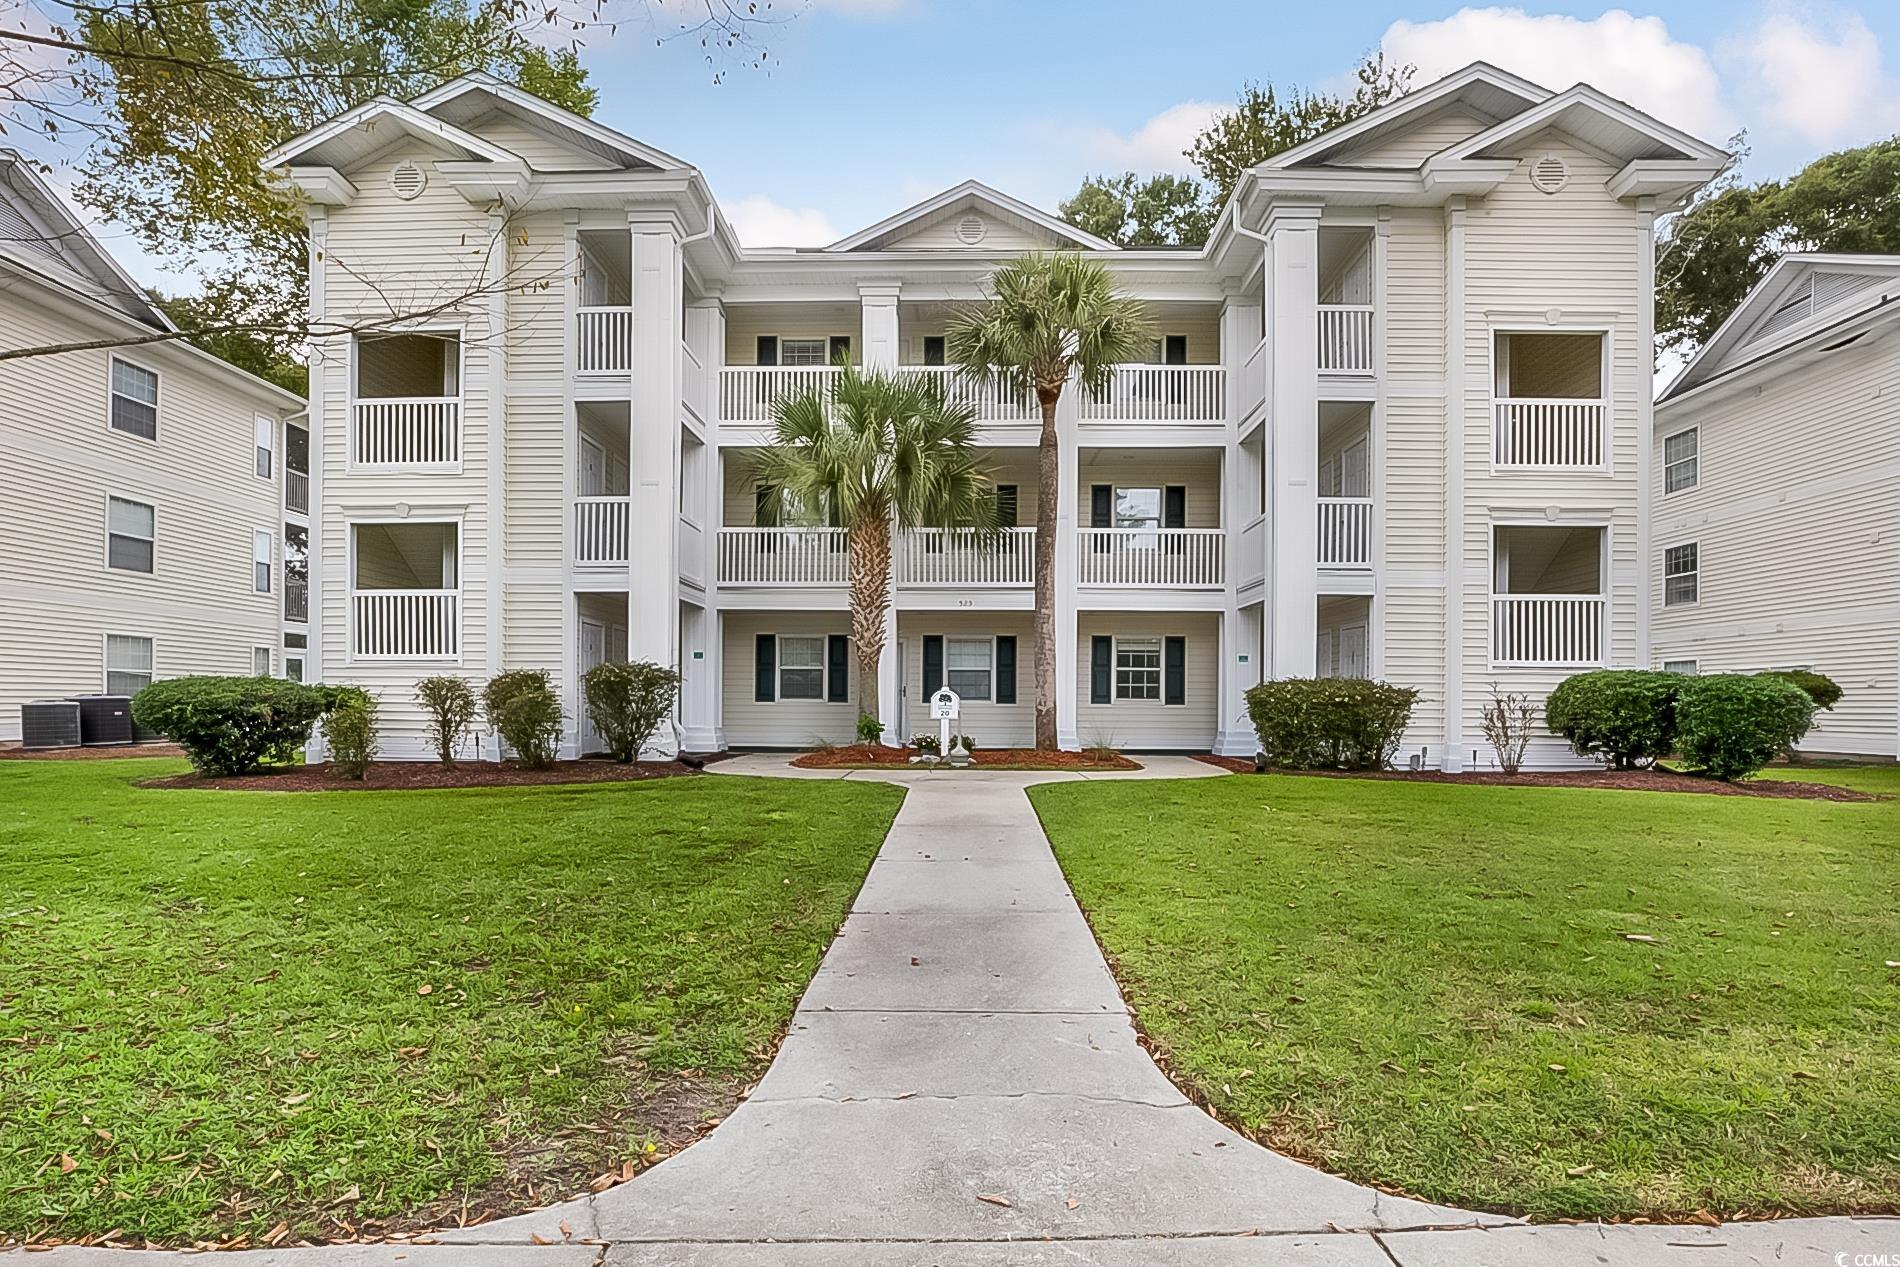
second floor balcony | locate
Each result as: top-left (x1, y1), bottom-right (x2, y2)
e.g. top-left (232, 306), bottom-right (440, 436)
top-left (1076, 528), bottom-right (1224, 588)
top-left (351, 331), bottom-right (462, 469)
top-left (715, 363), bottom-right (1226, 427)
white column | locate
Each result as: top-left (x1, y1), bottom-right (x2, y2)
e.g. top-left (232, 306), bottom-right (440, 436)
top-left (628, 215), bottom-right (684, 752)
top-left (1054, 386), bottom-right (1081, 750)
top-left (303, 207), bottom-right (329, 763)
top-left (1441, 197), bottom-right (1469, 771)
top-left (681, 297), bottom-right (724, 752)
top-left (1217, 294), bottom-right (1264, 755)
top-left (481, 204), bottom-right (510, 760)
top-left (561, 214), bottom-right (583, 758)
top-left (1633, 197), bottom-right (1657, 672)
top-left (1267, 203), bottom-right (1322, 680)
top-left (860, 283), bottom-right (902, 742)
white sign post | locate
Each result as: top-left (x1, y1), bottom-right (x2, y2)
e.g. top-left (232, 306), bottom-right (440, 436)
top-left (930, 687), bottom-right (960, 765)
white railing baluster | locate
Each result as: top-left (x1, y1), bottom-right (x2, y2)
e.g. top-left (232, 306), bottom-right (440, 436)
top-left (1078, 365), bottom-right (1225, 422)
top-left (574, 497), bottom-right (630, 565)
top-left (714, 528), bottom-right (850, 585)
top-left (1317, 305), bottom-right (1376, 374)
top-left (1073, 528), bottom-right (1224, 586)
top-left (1492, 398), bottom-right (1606, 469)
top-left (351, 398), bottom-right (460, 468)
top-left (1316, 497), bottom-right (1374, 568)
top-left (576, 307), bottom-right (634, 374)
top-left (352, 590), bottom-right (460, 660)
top-left (1489, 594), bottom-right (1606, 666)
top-left (716, 367), bottom-right (845, 425)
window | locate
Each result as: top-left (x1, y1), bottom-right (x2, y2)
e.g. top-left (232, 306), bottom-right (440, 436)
top-left (255, 416), bottom-right (275, 479)
top-left (780, 338), bottom-right (828, 367)
top-left (1664, 542), bottom-right (1699, 607)
top-left (1663, 427), bottom-right (1698, 493)
top-left (109, 358), bottom-right (158, 439)
top-left (105, 634), bottom-right (153, 696)
top-left (1662, 659), bottom-right (1699, 675)
top-left (946, 637), bottom-right (993, 701)
top-left (285, 655), bottom-right (305, 683)
top-left (1115, 637), bottom-right (1162, 701)
top-left (779, 635), bottom-right (826, 700)
top-left (253, 530), bottom-right (273, 594)
top-left (252, 646), bottom-right (272, 676)
top-left (106, 496), bottom-right (155, 573)
top-left (1115, 485), bottom-right (1162, 549)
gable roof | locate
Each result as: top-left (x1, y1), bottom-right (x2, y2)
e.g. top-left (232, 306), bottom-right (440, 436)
top-left (1661, 253), bottom-right (1900, 403)
top-left (824, 179), bottom-right (1116, 253)
top-left (410, 73), bottom-right (689, 172)
top-left (1432, 82), bottom-right (1728, 167)
top-left (0, 152), bottom-right (170, 331)
top-left (1265, 62), bottom-right (1552, 171)
top-left (262, 96), bottom-right (524, 173)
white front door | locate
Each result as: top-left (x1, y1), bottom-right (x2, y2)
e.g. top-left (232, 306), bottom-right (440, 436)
top-left (1341, 437), bottom-right (1370, 498)
top-left (1339, 623), bottom-right (1368, 679)
top-left (580, 619), bottom-right (607, 753)
top-left (580, 437), bottom-right (606, 498)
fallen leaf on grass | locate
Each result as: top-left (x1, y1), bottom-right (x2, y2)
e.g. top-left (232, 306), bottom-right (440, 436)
top-left (1548, 1064), bottom-right (1567, 1074)
top-left (58, 1154), bottom-right (77, 1174)
top-left (397, 1047), bottom-right (428, 1059)
top-left (417, 984), bottom-right (433, 997)
top-left (1565, 1164), bottom-right (1596, 1177)
top-left (282, 1093), bottom-right (312, 1107)
top-left (976, 1193), bottom-right (1012, 1208)
top-left (331, 1185), bottom-right (360, 1206)
top-left (1620, 934), bottom-right (1662, 944)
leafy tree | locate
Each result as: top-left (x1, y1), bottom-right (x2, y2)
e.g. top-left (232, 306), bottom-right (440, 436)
top-left (948, 254), bottom-right (1151, 750)
top-left (155, 281), bottom-right (307, 394)
top-left (1057, 53), bottom-right (1414, 249)
top-left (1658, 136), bottom-right (1900, 352)
top-left (757, 363), bottom-right (999, 738)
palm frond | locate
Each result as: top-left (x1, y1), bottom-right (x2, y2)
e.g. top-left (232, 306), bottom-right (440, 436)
top-left (946, 252), bottom-right (1153, 397)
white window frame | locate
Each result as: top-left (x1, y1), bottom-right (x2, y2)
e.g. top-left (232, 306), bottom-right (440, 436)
top-left (776, 633), bottom-right (828, 701)
top-left (1663, 540), bottom-right (1699, 608)
top-left (108, 356), bottom-right (159, 441)
top-left (1486, 323), bottom-right (1613, 473)
top-left (252, 645), bottom-right (273, 676)
top-left (254, 415), bottom-right (275, 481)
top-left (104, 493), bottom-right (156, 575)
top-left (1661, 658), bottom-right (1699, 674)
top-left (1113, 635), bottom-right (1163, 702)
top-left (346, 514), bottom-right (465, 664)
top-left (778, 337), bottom-right (830, 367)
top-left (253, 528), bottom-right (273, 594)
top-left (944, 635), bottom-right (995, 702)
top-left (103, 632), bottom-right (155, 697)
top-left (1662, 426), bottom-right (1698, 494)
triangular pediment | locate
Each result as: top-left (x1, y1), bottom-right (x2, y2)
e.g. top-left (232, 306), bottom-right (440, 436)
top-left (827, 181), bottom-right (1115, 253)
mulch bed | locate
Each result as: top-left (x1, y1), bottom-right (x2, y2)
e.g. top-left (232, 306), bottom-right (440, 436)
top-left (793, 744), bottom-right (1141, 771)
top-left (142, 757), bottom-right (729, 791)
top-left (0, 742), bottom-right (185, 761)
top-left (1190, 754), bottom-right (1877, 802)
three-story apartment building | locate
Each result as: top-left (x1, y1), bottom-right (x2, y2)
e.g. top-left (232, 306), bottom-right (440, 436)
top-left (267, 63), bottom-right (1725, 765)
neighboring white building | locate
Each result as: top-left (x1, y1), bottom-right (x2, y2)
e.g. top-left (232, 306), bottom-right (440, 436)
top-left (265, 64), bottom-right (1725, 764)
top-left (1652, 254), bottom-right (1900, 761)
top-left (0, 153), bottom-right (309, 742)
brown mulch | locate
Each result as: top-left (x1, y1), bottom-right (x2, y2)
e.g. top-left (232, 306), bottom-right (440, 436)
top-left (792, 743), bottom-right (1141, 771)
top-left (0, 741), bottom-right (185, 761)
top-left (141, 756), bottom-right (729, 791)
top-left (1191, 755), bottom-right (1877, 802)
top-left (1192, 754), bottom-right (1255, 773)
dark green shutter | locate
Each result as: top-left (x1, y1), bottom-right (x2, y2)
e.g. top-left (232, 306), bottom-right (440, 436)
top-left (754, 634), bottom-right (776, 702)
top-left (995, 636), bottom-right (1017, 704)
top-left (1163, 485), bottom-right (1186, 528)
top-left (827, 635), bottom-right (849, 703)
top-left (1164, 636), bottom-right (1186, 706)
top-left (828, 335), bottom-right (851, 364)
top-left (756, 335), bottom-right (778, 366)
top-left (995, 484), bottom-right (1018, 527)
top-left (1090, 635), bottom-right (1113, 704)
top-left (922, 635), bottom-right (943, 696)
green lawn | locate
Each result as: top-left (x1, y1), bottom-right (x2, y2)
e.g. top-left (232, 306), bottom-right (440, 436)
top-left (0, 759), bottom-right (901, 1244)
top-left (1030, 766), bottom-right (1900, 1221)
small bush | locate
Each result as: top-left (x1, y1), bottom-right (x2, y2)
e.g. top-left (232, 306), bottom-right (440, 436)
top-left (855, 712), bottom-right (884, 745)
top-left (483, 669), bottom-right (562, 769)
top-left (1762, 668), bottom-right (1843, 712)
top-left (1083, 729), bottom-right (1120, 763)
top-left (1544, 670), bottom-right (1680, 769)
top-left (1675, 674), bottom-right (1816, 780)
top-left (582, 660), bottom-right (682, 764)
top-left (132, 676), bottom-right (327, 776)
top-left (1479, 684), bottom-right (1537, 775)
top-left (415, 676), bottom-right (478, 767)
top-left (318, 686), bottom-right (377, 780)
top-left (1246, 678), bottom-right (1419, 771)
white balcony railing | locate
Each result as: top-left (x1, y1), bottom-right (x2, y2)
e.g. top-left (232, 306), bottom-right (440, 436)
top-left (899, 366), bottom-right (1036, 421)
top-left (718, 366), bottom-right (843, 424)
top-left (1317, 497), bottom-right (1373, 568)
top-left (717, 527), bottom-right (849, 585)
top-left (1318, 305), bottom-right (1375, 374)
top-left (351, 398), bottom-right (459, 468)
top-left (1080, 365), bottom-right (1225, 422)
top-left (285, 468), bottom-right (309, 515)
top-left (896, 527), bottom-right (1035, 586)
top-left (352, 590), bottom-right (459, 660)
top-left (575, 496), bottom-right (629, 566)
top-left (577, 307), bottom-right (633, 374)
top-left (1076, 528), bottom-right (1225, 587)
top-left (1491, 594), bottom-right (1605, 667)
top-left (1493, 399), bottom-right (1606, 469)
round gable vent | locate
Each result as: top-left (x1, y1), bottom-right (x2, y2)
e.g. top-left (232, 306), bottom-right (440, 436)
top-left (955, 214), bottom-right (987, 245)
top-left (389, 160), bottom-right (428, 201)
top-left (1529, 153), bottom-right (1569, 195)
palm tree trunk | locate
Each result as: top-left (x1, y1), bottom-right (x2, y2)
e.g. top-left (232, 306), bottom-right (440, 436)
top-left (1033, 386), bottom-right (1061, 750)
top-left (848, 516), bottom-right (892, 741)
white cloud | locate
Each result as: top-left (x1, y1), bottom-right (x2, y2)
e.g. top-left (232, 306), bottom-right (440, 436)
top-left (1080, 100), bottom-right (1223, 175)
top-left (1724, 6), bottom-right (1900, 145)
top-left (1379, 8), bottom-right (1735, 141)
top-left (724, 195), bottom-right (840, 248)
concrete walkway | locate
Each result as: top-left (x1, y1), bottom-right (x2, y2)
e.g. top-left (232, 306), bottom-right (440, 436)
top-left (13, 757), bottom-right (1894, 1265)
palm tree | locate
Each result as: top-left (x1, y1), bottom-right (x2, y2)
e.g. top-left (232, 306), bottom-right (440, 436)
top-left (947, 253), bottom-right (1152, 750)
top-left (758, 362), bottom-right (999, 738)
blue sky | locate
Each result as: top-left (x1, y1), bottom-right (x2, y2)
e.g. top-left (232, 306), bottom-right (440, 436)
top-left (39, 0), bottom-right (1900, 278)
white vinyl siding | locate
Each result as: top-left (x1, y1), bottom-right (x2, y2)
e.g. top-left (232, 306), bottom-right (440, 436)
top-left (106, 496), bottom-right (155, 573)
top-left (1075, 613), bottom-right (1217, 750)
top-left (1663, 427), bottom-right (1698, 493)
top-left (1663, 543), bottom-right (1698, 607)
top-left (109, 358), bottom-right (158, 439)
top-left (104, 634), bottom-right (153, 697)
top-left (721, 612), bottom-right (857, 746)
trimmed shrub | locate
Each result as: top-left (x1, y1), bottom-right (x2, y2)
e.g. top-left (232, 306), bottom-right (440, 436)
top-left (581, 660), bottom-right (682, 764)
top-left (318, 686), bottom-right (377, 780)
top-left (415, 676), bottom-right (479, 767)
top-left (1762, 668), bottom-right (1843, 712)
top-left (855, 712), bottom-right (884, 745)
top-left (1544, 670), bottom-right (1680, 769)
top-left (483, 669), bottom-right (563, 769)
top-left (1246, 677), bottom-right (1419, 771)
top-left (1675, 674), bottom-right (1816, 780)
top-left (132, 676), bottom-right (327, 776)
